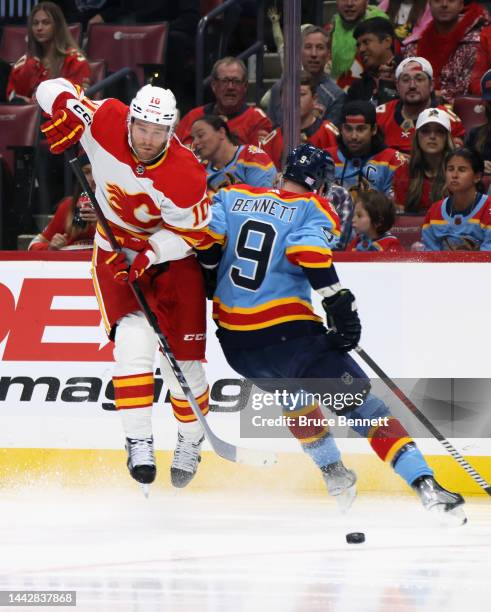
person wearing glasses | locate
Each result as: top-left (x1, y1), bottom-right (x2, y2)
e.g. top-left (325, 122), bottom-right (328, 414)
top-left (375, 56), bottom-right (464, 156)
top-left (175, 56), bottom-right (272, 149)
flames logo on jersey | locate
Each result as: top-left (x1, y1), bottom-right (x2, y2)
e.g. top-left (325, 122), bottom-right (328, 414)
top-left (106, 183), bottom-right (162, 229)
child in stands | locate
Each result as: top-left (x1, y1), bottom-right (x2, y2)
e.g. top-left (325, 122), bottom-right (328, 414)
top-left (349, 190), bottom-right (402, 251)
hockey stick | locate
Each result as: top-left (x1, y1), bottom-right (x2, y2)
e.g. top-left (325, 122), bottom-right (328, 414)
top-left (69, 156), bottom-right (277, 468)
top-left (355, 346), bottom-right (491, 496)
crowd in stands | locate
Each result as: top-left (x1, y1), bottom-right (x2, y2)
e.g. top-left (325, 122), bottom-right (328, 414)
top-left (2, 0), bottom-right (491, 252)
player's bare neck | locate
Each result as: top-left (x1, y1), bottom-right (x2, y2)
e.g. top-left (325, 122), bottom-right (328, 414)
top-left (282, 179), bottom-right (309, 194)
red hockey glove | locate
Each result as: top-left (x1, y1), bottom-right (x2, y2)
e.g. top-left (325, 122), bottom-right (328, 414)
top-left (105, 252), bottom-right (129, 284)
top-left (41, 93), bottom-right (92, 154)
top-left (128, 246), bottom-right (158, 282)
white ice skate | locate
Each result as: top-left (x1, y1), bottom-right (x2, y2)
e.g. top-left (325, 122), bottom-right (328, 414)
top-left (412, 475), bottom-right (467, 526)
top-left (171, 432), bottom-right (204, 488)
top-left (321, 460), bottom-right (357, 513)
top-left (125, 437), bottom-right (156, 497)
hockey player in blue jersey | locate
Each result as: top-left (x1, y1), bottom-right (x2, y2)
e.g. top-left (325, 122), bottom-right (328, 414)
top-left (197, 143), bottom-right (466, 523)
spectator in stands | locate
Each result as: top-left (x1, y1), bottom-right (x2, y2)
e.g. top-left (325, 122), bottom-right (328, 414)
top-left (465, 69), bottom-right (491, 174)
top-left (394, 107), bottom-right (455, 212)
top-left (404, 0), bottom-right (491, 105)
top-left (266, 26), bottom-right (346, 129)
top-left (28, 154), bottom-right (96, 251)
top-left (469, 24), bottom-right (491, 95)
top-left (261, 72), bottom-right (339, 169)
top-left (379, 0), bottom-right (432, 45)
top-left (376, 57), bottom-right (464, 155)
top-left (175, 57), bottom-right (272, 148)
top-left (7, 1), bottom-right (90, 103)
top-left (190, 115), bottom-right (277, 193)
top-left (347, 17), bottom-right (399, 105)
top-left (327, 100), bottom-right (406, 199)
top-left (422, 147), bottom-right (491, 250)
top-left (53, 1), bottom-right (121, 29)
top-left (329, 0), bottom-right (389, 87)
top-left (348, 189), bottom-right (402, 250)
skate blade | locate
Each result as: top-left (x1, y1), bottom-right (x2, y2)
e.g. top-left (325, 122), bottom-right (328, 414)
top-left (334, 483), bottom-right (357, 514)
top-left (141, 483), bottom-right (150, 498)
top-left (429, 503), bottom-right (467, 527)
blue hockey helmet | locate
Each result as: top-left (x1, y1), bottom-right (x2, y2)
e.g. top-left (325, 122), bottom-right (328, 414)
top-left (283, 144), bottom-right (335, 192)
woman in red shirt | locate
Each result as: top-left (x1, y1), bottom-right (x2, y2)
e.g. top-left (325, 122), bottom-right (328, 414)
top-left (393, 107), bottom-right (455, 213)
top-left (7, 1), bottom-right (90, 103)
top-left (29, 154), bottom-right (96, 251)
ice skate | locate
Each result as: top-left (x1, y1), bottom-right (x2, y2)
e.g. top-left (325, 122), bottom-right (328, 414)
top-left (321, 461), bottom-right (357, 513)
top-left (171, 432), bottom-right (204, 488)
top-left (125, 437), bottom-right (156, 495)
top-left (412, 475), bottom-right (467, 526)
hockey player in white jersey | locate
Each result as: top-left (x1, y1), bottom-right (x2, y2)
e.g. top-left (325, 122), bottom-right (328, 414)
top-left (36, 78), bottom-right (212, 490)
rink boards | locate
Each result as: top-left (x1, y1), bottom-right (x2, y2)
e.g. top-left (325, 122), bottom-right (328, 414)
top-left (0, 252), bottom-right (490, 495)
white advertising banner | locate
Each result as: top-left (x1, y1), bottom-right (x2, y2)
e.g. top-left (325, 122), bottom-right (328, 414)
top-left (0, 257), bottom-right (489, 454)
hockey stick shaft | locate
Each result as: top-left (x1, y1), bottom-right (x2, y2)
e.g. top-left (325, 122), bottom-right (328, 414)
top-left (69, 157), bottom-right (276, 467)
top-left (355, 346), bottom-right (491, 496)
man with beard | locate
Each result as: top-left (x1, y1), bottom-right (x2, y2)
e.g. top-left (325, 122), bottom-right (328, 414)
top-left (376, 57), bottom-right (464, 156)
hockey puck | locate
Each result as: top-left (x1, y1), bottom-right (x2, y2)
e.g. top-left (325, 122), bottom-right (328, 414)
top-left (346, 532), bottom-right (365, 544)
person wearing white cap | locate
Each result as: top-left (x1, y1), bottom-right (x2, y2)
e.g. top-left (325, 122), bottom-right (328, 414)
top-left (393, 107), bottom-right (456, 212)
top-left (376, 56), bottom-right (464, 155)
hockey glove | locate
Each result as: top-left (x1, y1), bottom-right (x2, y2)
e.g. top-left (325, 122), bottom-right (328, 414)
top-left (322, 289), bottom-right (361, 352)
top-left (41, 93), bottom-right (92, 154)
top-left (105, 252), bottom-right (129, 284)
top-left (128, 246), bottom-right (158, 282)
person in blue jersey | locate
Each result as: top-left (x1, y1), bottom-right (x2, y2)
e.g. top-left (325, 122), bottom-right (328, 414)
top-left (422, 147), bottom-right (491, 251)
top-left (190, 115), bottom-right (277, 195)
top-left (327, 100), bottom-right (406, 200)
top-left (197, 143), bottom-right (466, 523)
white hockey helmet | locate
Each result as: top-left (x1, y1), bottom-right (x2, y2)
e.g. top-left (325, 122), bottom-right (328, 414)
top-left (128, 85), bottom-right (178, 160)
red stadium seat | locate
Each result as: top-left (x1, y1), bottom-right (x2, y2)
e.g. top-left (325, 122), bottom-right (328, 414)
top-left (0, 24), bottom-right (82, 64)
top-left (0, 104), bottom-right (39, 175)
top-left (200, 0), bottom-right (225, 15)
top-left (88, 60), bottom-right (107, 99)
top-left (86, 23), bottom-right (168, 86)
top-left (391, 214), bottom-right (425, 249)
top-left (453, 96), bottom-right (486, 132)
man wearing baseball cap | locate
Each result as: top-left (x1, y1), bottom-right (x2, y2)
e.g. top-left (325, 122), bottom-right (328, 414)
top-left (326, 100), bottom-right (406, 199)
top-left (376, 57), bottom-right (464, 155)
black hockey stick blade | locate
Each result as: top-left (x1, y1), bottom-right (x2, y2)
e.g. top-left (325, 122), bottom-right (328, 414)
top-left (355, 346), bottom-right (491, 496)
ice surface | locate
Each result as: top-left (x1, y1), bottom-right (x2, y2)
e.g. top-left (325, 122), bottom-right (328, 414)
top-left (0, 485), bottom-right (489, 611)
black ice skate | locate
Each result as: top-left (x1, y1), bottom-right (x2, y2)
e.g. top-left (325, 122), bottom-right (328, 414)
top-left (321, 460), bottom-right (357, 513)
top-left (171, 433), bottom-right (204, 488)
top-left (125, 437), bottom-right (156, 493)
top-left (412, 475), bottom-right (467, 526)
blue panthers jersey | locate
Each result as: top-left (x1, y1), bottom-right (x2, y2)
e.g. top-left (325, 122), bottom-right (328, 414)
top-left (197, 184), bottom-right (341, 346)
top-left (206, 145), bottom-right (277, 194)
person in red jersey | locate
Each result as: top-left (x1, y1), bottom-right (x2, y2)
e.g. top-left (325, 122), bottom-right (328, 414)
top-left (36, 78), bottom-right (212, 491)
top-left (376, 57), bottom-right (464, 155)
top-left (394, 107), bottom-right (456, 212)
top-left (175, 56), bottom-right (272, 148)
top-left (404, 0), bottom-right (491, 104)
top-left (28, 153), bottom-right (96, 250)
top-left (260, 72), bottom-right (339, 169)
top-left (468, 24), bottom-right (491, 95)
top-left (7, 2), bottom-right (89, 103)
top-left (348, 189), bottom-right (402, 251)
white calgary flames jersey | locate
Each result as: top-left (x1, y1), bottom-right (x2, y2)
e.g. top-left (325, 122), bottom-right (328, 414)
top-left (36, 78), bottom-right (211, 261)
